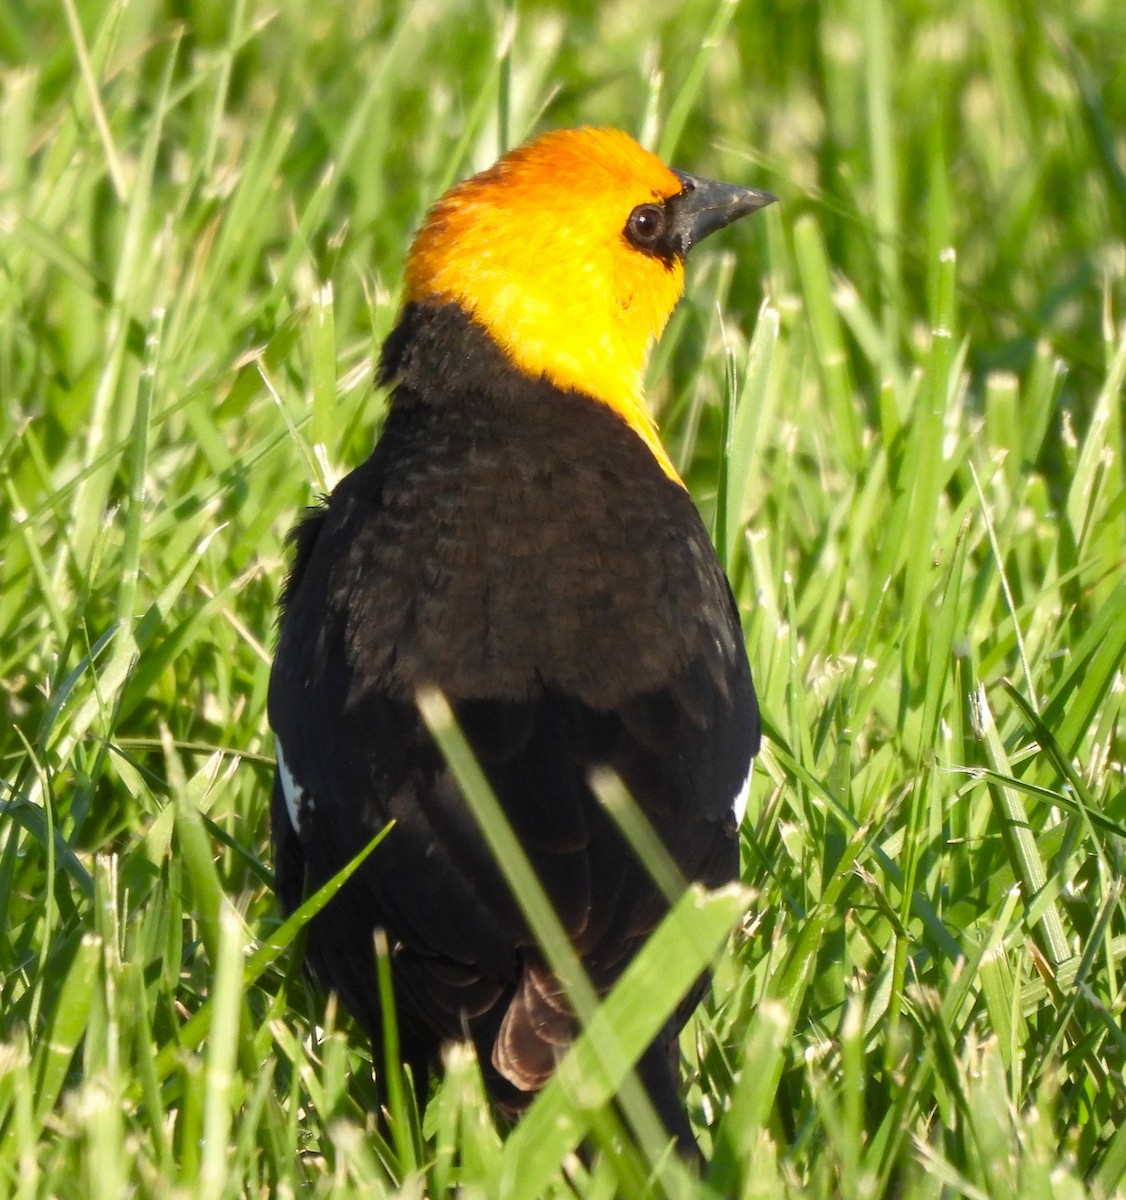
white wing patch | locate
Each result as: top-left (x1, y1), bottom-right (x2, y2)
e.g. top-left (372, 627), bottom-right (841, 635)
top-left (276, 742), bottom-right (310, 834)
top-left (731, 758), bottom-right (754, 827)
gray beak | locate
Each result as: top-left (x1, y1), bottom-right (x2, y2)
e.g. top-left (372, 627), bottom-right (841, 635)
top-left (669, 169), bottom-right (777, 253)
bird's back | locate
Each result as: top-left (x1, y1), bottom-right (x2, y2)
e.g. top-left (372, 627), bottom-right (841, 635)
top-left (269, 301), bottom-right (759, 1113)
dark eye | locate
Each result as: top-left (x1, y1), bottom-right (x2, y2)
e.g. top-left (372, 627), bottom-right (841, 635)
top-left (626, 203), bottom-right (667, 249)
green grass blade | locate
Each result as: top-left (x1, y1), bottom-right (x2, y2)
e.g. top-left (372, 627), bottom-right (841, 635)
top-left (496, 885), bottom-right (747, 1199)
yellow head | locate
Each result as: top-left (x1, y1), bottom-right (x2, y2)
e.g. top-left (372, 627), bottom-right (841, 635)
top-left (403, 127), bottom-right (774, 482)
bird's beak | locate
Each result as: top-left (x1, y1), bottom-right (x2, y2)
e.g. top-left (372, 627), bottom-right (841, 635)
top-left (669, 169), bottom-right (777, 253)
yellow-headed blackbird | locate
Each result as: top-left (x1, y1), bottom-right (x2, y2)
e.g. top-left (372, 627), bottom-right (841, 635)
top-left (269, 127), bottom-right (773, 1152)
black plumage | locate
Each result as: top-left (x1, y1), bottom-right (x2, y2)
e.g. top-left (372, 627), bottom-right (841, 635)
top-left (269, 127), bottom-right (772, 1155)
top-left (269, 302), bottom-right (759, 1147)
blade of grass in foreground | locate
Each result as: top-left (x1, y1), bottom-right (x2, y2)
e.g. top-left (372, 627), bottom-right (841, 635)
top-left (718, 302), bottom-right (779, 575)
top-left (416, 689), bottom-right (663, 1162)
top-left (495, 884), bottom-right (746, 1200)
top-left (135, 820), bottom-right (392, 1101)
top-left (968, 677), bottom-right (1070, 968)
top-left (29, 933), bottom-right (101, 1130)
top-left (198, 907), bottom-right (244, 1200)
top-left (705, 999), bottom-right (791, 1192)
top-left (418, 687), bottom-right (746, 1191)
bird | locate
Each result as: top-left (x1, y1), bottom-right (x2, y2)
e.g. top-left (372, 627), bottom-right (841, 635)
top-left (268, 126), bottom-right (772, 1156)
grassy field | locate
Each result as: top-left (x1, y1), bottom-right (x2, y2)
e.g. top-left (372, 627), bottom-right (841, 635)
top-left (2, 0), bottom-right (1125, 1196)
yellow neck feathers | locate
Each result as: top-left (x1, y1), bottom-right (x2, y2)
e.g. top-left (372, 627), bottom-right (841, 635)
top-left (403, 128), bottom-right (687, 484)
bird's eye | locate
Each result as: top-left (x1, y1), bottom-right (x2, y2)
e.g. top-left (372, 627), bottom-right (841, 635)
top-left (626, 203), bottom-right (667, 249)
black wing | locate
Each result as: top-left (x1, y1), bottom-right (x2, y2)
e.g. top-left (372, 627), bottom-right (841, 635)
top-left (268, 303), bottom-right (760, 1113)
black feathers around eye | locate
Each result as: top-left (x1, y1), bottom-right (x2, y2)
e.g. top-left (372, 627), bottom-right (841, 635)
top-left (625, 203), bottom-right (667, 249)
top-left (624, 202), bottom-right (679, 268)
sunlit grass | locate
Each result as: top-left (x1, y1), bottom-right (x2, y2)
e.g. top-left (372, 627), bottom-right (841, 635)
top-left (1, 0), bottom-right (1124, 1196)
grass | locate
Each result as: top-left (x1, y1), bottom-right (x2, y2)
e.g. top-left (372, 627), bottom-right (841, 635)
top-left (1, 0), bottom-right (1124, 1196)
